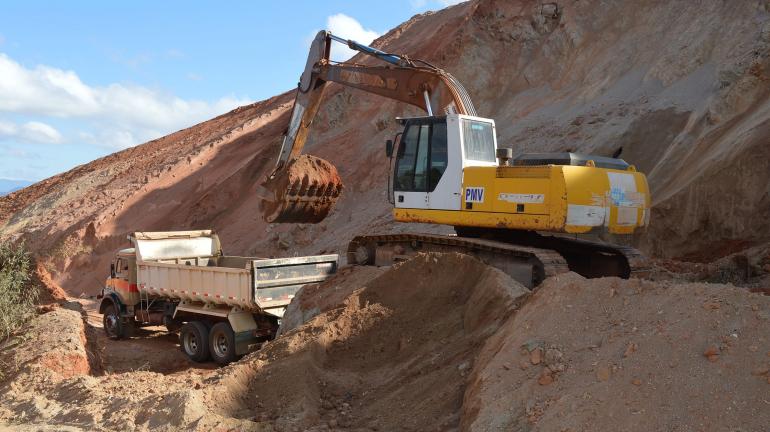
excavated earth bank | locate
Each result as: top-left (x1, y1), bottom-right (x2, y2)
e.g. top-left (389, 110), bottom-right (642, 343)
top-left (0, 253), bottom-right (767, 431)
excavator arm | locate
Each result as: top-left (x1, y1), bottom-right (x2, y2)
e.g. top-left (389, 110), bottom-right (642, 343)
top-left (272, 31), bottom-right (477, 175)
top-left (261, 31), bottom-right (476, 223)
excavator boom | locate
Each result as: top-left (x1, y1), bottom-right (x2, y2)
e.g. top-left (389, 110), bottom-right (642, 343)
top-left (262, 31), bottom-right (476, 223)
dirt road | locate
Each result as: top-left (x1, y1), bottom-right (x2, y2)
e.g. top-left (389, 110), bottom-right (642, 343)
top-left (80, 299), bottom-right (215, 376)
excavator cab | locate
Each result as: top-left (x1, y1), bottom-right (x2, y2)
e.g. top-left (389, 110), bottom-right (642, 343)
top-left (391, 114), bottom-right (497, 212)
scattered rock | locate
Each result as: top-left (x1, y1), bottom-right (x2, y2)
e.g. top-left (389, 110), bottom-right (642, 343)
top-left (530, 348), bottom-right (543, 365)
top-left (623, 342), bottom-right (637, 358)
top-left (596, 366), bottom-right (611, 382)
top-left (704, 345), bottom-right (720, 362)
top-left (538, 371), bottom-right (554, 386)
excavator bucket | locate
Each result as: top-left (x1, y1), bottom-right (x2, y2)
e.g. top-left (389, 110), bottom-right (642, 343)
top-left (260, 155), bottom-right (343, 224)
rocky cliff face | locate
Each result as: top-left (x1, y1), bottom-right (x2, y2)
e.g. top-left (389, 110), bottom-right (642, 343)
top-left (2, 0), bottom-right (770, 294)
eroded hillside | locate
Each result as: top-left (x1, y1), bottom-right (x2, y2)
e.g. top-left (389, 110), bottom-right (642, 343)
top-left (2, 0), bottom-right (770, 295)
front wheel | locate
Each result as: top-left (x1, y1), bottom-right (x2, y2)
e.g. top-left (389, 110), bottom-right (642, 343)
top-left (103, 303), bottom-right (126, 339)
top-left (209, 322), bottom-right (237, 365)
top-left (180, 321), bottom-right (210, 362)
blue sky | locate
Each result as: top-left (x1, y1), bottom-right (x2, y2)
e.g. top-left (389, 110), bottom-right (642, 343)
top-left (0, 0), bottom-right (461, 182)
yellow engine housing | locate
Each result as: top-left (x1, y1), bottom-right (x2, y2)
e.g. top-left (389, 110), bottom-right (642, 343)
top-left (393, 164), bottom-right (650, 235)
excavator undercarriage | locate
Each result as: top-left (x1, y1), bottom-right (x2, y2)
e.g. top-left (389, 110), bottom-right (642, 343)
top-left (347, 230), bottom-right (649, 289)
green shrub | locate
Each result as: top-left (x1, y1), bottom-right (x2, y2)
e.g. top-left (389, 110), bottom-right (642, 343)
top-left (0, 241), bottom-right (38, 340)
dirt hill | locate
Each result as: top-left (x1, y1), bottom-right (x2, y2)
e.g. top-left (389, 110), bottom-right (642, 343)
top-left (2, 0), bottom-right (770, 295)
top-left (1, 253), bottom-right (768, 431)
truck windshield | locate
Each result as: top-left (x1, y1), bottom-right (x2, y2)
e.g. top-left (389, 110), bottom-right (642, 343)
top-left (462, 119), bottom-right (495, 162)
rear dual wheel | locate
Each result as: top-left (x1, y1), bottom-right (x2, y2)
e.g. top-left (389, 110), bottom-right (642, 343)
top-left (209, 322), bottom-right (236, 365)
top-left (180, 321), bottom-right (210, 362)
top-left (179, 321), bottom-right (237, 365)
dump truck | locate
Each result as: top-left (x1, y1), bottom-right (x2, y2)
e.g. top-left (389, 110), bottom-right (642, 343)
top-left (98, 230), bottom-right (338, 364)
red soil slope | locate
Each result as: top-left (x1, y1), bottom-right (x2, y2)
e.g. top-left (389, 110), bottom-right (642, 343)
top-left (2, 0), bottom-right (770, 295)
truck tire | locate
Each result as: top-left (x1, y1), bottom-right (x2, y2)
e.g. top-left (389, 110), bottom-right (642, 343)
top-left (209, 322), bottom-right (237, 365)
top-left (180, 321), bottom-right (210, 362)
top-left (103, 303), bottom-right (126, 339)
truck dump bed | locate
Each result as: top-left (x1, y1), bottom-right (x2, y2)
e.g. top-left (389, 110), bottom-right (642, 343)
top-left (131, 230), bottom-right (337, 316)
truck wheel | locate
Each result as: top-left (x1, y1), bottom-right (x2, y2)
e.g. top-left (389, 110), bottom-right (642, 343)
top-left (103, 303), bottom-right (125, 339)
top-left (180, 321), bottom-right (210, 362)
top-left (209, 322), bottom-right (237, 365)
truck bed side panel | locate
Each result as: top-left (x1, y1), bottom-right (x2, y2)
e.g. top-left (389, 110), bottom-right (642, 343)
top-left (137, 262), bottom-right (253, 308)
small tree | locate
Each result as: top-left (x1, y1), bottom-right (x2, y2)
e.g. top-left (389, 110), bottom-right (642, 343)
top-left (0, 241), bottom-right (38, 340)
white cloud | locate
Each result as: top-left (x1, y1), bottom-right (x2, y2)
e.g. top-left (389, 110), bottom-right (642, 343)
top-left (0, 53), bottom-right (251, 149)
top-left (0, 119), bottom-right (63, 144)
top-left (20, 121), bottom-right (63, 144)
top-left (325, 14), bottom-right (381, 61)
top-left (411, 0), bottom-right (466, 10)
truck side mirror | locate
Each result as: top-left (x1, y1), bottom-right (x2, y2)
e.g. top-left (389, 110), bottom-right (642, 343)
top-left (386, 139), bottom-right (394, 158)
top-left (110, 263), bottom-right (116, 278)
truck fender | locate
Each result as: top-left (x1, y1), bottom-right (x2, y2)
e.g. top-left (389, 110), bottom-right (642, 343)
top-left (98, 293), bottom-right (124, 314)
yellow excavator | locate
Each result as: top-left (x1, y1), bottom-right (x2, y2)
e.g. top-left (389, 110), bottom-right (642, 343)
top-left (262, 31), bottom-right (651, 288)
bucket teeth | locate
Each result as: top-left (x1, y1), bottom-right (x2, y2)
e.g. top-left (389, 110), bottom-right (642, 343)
top-left (261, 155), bottom-right (343, 224)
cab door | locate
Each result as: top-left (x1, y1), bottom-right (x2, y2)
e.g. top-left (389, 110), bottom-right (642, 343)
top-left (393, 122), bottom-right (431, 209)
top-left (393, 118), bottom-right (453, 210)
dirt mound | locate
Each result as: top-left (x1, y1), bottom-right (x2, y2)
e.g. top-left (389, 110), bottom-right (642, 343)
top-left (0, 253), bottom-right (528, 431)
top-left (0, 254), bottom-right (767, 430)
top-left (278, 264), bottom-right (387, 336)
top-left (207, 253), bottom-right (529, 431)
top-left (463, 272), bottom-right (770, 431)
top-left (33, 263), bottom-right (68, 304)
top-left (0, 305), bottom-right (92, 399)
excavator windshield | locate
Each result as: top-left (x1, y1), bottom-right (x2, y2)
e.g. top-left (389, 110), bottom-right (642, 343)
top-left (461, 119), bottom-right (496, 162)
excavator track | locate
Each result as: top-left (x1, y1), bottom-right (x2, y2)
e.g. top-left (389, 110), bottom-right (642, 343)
top-left (347, 232), bottom-right (650, 289)
top-left (347, 233), bottom-right (570, 289)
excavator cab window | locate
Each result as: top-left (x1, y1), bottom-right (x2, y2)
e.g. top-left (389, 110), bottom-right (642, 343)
top-left (461, 119), bottom-right (495, 162)
top-left (394, 118), bottom-right (448, 192)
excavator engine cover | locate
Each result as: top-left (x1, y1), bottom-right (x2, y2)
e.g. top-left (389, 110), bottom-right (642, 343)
top-left (261, 155), bottom-right (343, 224)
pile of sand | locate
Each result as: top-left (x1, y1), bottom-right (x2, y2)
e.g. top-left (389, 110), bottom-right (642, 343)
top-left (464, 272), bottom-right (770, 431)
top-left (0, 254), bottom-right (767, 431)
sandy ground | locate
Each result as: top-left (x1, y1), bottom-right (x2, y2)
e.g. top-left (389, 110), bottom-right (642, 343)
top-left (0, 253), bottom-right (767, 431)
top-left (79, 299), bottom-right (215, 376)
